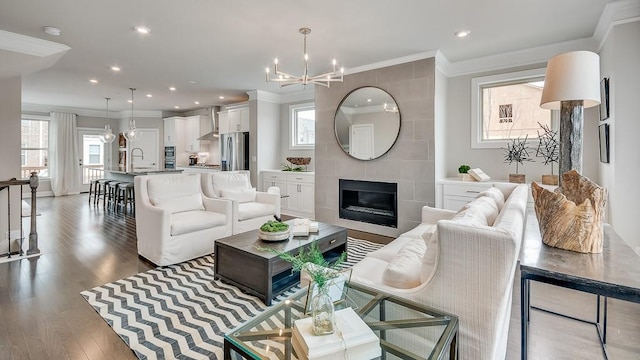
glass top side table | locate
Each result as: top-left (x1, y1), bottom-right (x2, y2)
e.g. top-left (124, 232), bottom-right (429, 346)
top-left (224, 281), bottom-right (458, 360)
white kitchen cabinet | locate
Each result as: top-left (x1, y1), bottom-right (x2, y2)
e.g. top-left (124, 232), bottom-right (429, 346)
top-left (183, 115), bottom-right (201, 152)
top-left (218, 111), bottom-right (230, 134)
top-left (262, 171), bottom-right (288, 209)
top-left (261, 170), bottom-right (314, 218)
top-left (219, 107), bottom-right (249, 134)
top-left (285, 173), bottom-right (314, 218)
top-left (163, 117), bottom-right (182, 146)
top-left (228, 107), bottom-right (250, 133)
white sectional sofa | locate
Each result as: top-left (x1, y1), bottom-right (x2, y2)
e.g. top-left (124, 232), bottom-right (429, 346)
top-left (351, 183), bottom-right (529, 360)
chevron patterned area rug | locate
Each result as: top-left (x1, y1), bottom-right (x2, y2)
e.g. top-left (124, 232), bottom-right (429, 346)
top-left (81, 237), bottom-right (383, 360)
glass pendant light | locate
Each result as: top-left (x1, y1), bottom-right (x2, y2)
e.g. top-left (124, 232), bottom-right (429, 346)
top-left (99, 97), bottom-right (116, 144)
top-left (123, 87), bottom-right (140, 142)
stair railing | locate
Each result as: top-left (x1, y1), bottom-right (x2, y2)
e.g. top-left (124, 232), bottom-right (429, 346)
top-left (0, 172), bottom-right (39, 259)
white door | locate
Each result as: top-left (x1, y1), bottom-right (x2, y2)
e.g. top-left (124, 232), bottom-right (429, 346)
top-left (128, 129), bottom-right (159, 172)
top-left (77, 128), bottom-right (112, 192)
top-left (350, 124), bottom-right (375, 160)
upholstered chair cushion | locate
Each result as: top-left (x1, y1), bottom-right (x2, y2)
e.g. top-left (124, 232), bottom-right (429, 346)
top-left (382, 238), bottom-right (427, 289)
top-left (477, 187), bottom-right (506, 210)
top-left (170, 210), bottom-right (227, 236)
top-left (237, 202), bottom-right (276, 221)
top-left (221, 188), bottom-right (257, 203)
top-left (211, 172), bottom-right (251, 197)
top-left (147, 174), bottom-right (204, 214)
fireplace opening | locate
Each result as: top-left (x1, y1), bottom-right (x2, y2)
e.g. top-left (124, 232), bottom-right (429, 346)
top-left (339, 179), bottom-right (397, 228)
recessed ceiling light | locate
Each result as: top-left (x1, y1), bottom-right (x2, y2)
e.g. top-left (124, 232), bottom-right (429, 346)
top-left (219, 96), bottom-right (225, 100)
top-left (43, 26), bottom-right (61, 36)
top-left (169, 86), bottom-right (176, 91)
top-left (189, 80), bottom-right (197, 84)
top-left (134, 26), bottom-right (150, 34)
top-left (454, 30), bottom-right (471, 38)
top-left (89, 79), bottom-right (98, 84)
top-left (366, 98), bottom-right (372, 102)
top-left (110, 66), bottom-right (121, 72)
top-left (128, 100), bottom-right (133, 103)
top-left (146, 94), bottom-right (153, 98)
top-left (174, 106), bottom-right (180, 109)
top-left (194, 101), bottom-right (200, 105)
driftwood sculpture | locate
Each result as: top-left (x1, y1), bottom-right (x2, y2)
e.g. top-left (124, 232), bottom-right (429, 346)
top-left (531, 170), bottom-right (607, 253)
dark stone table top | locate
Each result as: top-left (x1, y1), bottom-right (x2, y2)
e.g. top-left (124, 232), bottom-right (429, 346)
top-left (521, 209), bottom-right (640, 301)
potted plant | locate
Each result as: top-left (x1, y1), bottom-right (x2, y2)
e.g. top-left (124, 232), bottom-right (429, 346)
top-left (535, 123), bottom-right (559, 185)
top-left (503, 135), bottom-right (534, 183)
top-left (258, 241), bottom-right (346, 335)
top-left (458, 164), bottom-right (473, 181)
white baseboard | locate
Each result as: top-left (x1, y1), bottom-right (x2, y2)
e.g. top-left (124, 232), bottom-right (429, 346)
top-left (22, 191), bottom-right (54, 198)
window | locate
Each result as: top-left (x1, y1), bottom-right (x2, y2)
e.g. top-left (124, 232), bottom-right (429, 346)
top-left (290, 103), bottom-right (315, 149)
top-left (88, 144), bottom-right (101, 164)
top-left (21, 117), bottom-right (49, 178)
top-left (471, 68), bottom-right (556, 148)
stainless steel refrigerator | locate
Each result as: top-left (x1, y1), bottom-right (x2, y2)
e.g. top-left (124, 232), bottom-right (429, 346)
top-left (220, 132), bottom-right (249, 171)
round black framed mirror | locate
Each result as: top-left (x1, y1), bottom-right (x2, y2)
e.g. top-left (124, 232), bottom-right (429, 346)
top-left (334, 86), bottom-right (401, 160)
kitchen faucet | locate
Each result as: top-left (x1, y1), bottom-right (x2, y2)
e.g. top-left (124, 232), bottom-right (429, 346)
top-left (131, 147), bottom-right (144, 170)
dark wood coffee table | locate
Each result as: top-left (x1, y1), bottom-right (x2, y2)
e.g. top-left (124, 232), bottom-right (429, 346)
top-left (214, 221), bottom-right (347, 306)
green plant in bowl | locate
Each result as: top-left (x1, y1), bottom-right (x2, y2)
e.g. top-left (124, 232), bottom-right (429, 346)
top-left (260, 220), bottom-right (289, 232)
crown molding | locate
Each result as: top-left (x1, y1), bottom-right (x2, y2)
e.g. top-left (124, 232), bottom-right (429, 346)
top-left (246, 88), bottom-right (315, 104)
top-left (345, 50), bottom-right (439, 76)
top-left (594, 0), bottom-right (640, 50)
top-left (21, 103), bottom-right (161, 118)
top-left (0, 30), bottom-right (70, 57)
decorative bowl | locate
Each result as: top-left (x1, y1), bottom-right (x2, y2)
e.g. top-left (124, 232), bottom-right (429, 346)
top-left (286, 157), bottom-right (311, 166)
top-left (258, 229), bottom-right (290, 242)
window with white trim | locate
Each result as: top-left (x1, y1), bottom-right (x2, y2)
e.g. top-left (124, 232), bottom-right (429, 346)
top-left (21, 117), bottom-right (49, 178)
top-left (471, 68), bottom-right (556, 148)
top-left (290, 103), bottom-right (315, 149)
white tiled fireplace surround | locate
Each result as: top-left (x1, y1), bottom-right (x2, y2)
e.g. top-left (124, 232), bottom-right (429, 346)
top-left (315, 58), bottom-right (436, 238)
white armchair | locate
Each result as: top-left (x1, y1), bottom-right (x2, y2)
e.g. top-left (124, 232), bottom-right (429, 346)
top-left (134, 173), bottom-right (232, 266)
top-left (201, 171), bottom-right (280, 235)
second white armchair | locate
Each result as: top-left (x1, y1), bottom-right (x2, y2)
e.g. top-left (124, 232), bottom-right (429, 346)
top-left (201, 171), bottom-right (280, 235)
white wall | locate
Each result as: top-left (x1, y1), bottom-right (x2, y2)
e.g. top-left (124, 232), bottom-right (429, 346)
top-left (434, 67), bottom-right (448, 181)
top-left (599, 20), bottom-right (640, 254)
top-left (280, 100), bottom-right (316, 171)
top-left (255, 99), bottom-right (280, 179)
top-left (445, 65), bottom-right (600, 183)
top-left (0, 77), bottom-right (23, 245)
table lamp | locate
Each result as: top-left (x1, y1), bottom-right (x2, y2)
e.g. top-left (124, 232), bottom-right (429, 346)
top-left (540, 51), bottom-right (601, 184)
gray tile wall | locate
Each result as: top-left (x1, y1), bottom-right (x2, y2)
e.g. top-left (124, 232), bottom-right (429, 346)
top-left (315, 58), bottom-right (436, 237)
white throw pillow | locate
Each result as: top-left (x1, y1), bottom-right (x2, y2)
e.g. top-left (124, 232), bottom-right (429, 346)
top-left (463, 197), bottom-right (499, 226)
top-left (220, 188), bottom-right (256, 203)
top-left (147, 174), bottom-right (204, 214)
top-left (211, 172), bottom-right (251, 197)
top-left (381, 239), bottom-right (427, 289)
top-left (451, 205), bottom-right (488, 226)
top-left (476, 187), bottom-right (505, 210)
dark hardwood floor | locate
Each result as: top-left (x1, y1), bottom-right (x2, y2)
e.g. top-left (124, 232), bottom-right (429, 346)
top-left (0, 195), bottom-right (637, 359)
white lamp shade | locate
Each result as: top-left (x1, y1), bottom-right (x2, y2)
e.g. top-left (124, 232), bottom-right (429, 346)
top-left (540, 51), bottom-right (601, 110)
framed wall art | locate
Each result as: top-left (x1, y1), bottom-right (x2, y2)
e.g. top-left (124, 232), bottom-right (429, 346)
top-left (599, 123), bottom-right (610, 163)
top-left (600, 77), bottom-right (610, 121)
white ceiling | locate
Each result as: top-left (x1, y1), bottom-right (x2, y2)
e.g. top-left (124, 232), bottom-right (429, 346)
top-left (0, 0), bottom-right (624, 113)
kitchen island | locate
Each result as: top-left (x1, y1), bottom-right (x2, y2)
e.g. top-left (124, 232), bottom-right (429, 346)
top-left (104, 169), bottom-right (183, 182)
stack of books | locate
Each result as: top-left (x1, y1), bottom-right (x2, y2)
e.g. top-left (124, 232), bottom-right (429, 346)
top-left (292, 307), bottom-right (381, 360)
top-left (291, 218), bottom-right (319, 237)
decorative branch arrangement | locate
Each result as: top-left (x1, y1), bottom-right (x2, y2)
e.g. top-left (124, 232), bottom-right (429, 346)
top-left (535, 123), bottom-right (559, 175)
top-left (503, 135), bottom-right (534, 175)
